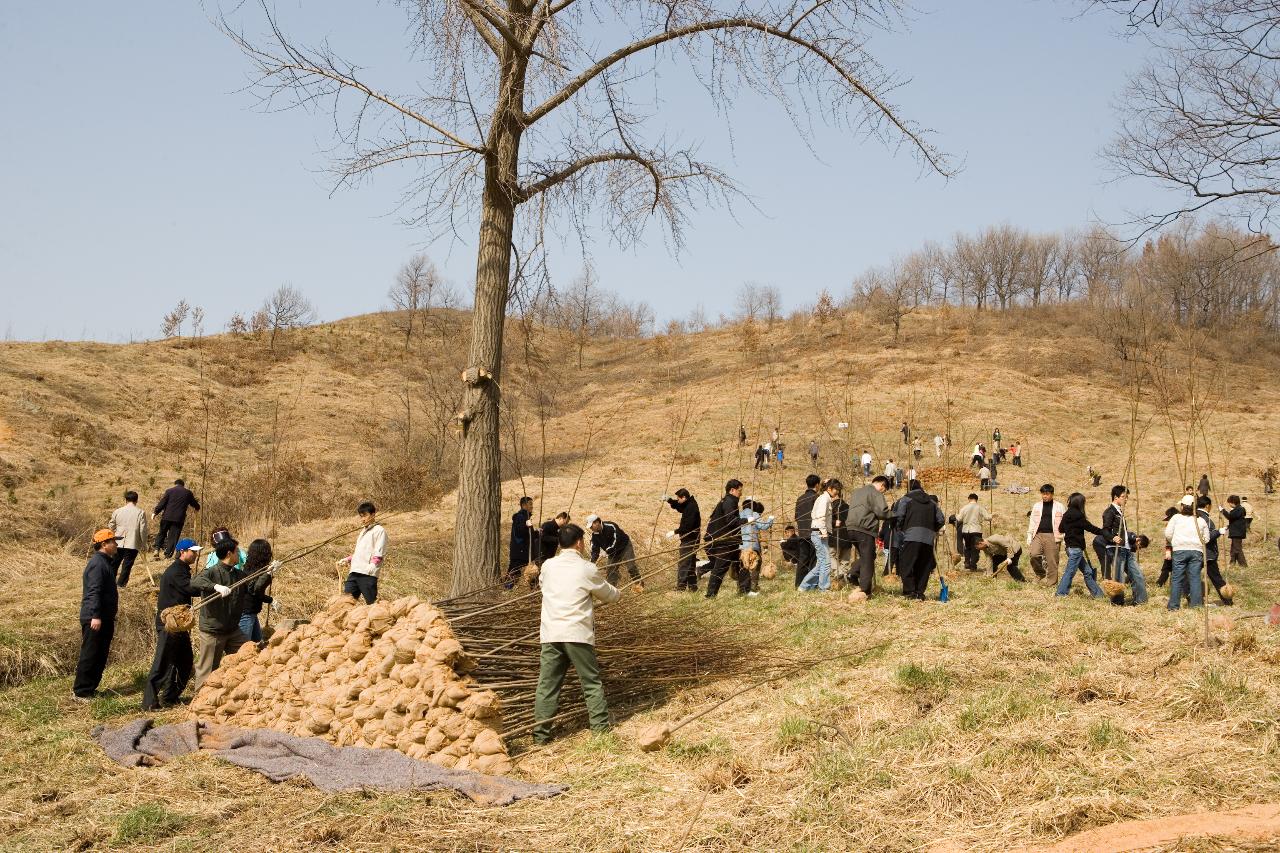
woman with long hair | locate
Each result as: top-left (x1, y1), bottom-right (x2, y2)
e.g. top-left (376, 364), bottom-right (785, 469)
top-left (1055, 492), bottom-right (1108, 599)
top-left (238, 538), bottom-right (274, 643)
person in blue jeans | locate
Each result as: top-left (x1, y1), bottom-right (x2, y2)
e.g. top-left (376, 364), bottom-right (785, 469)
top-left (237, 539), bottom-right (275, 644)
top-left (1055, 492), bottom-right (1109, 598)
top-left (1164, 495), bottom-right (1209, 609)
top-left (1109, 534), bottom-right (1151, 605)
top-left (800, 480), bottom-right (840, 591)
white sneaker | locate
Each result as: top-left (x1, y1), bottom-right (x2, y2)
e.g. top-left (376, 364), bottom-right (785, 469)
top-left (747, 591), bottom-right (759, 597)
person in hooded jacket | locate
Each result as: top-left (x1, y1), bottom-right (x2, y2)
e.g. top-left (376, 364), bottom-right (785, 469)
top-left (894, 481), bottom-right (945, 599)
top-left (665, 489), bottom-right (702, 592)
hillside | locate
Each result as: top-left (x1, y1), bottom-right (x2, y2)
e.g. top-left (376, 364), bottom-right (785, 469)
top-left (2, 306), bottom-right (1280, 851)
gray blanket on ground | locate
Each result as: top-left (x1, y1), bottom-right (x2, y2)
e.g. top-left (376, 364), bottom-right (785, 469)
top-left (92, 719), bottom-right (564, 806)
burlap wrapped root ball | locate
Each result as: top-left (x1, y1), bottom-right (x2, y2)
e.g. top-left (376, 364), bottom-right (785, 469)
top-left (189, 594), bottom-right (511, 774)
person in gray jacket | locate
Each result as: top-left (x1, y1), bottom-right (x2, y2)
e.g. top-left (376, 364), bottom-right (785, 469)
top-left (845, 476), bottom-right (890, 596)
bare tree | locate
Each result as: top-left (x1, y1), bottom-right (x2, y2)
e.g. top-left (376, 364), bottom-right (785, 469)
top-left (853, 259), bottom-right (917, 342)
top-left (562, 266), bottom-right (599, 369)
top-left (1093, 1), bottom-right (1280, 234)
top-left (160, 300), bottom-right (190, 338)
top-left (736, 282), bottom-right (782, 326)
top-left (220, 0), bottom-right (950, 594)
top-left (226, 312), bottom-right (250, 335)
top-left (1076, 225), bottom-right (1126, 302)
top-left (260, 284), bottom-right (317, 352)
top-left (1019, 234), bottom-right (1055, 306)
top-left (190, 306), bottom-right (206, 339)
top-left (389, 254), bottom-right (443, 350)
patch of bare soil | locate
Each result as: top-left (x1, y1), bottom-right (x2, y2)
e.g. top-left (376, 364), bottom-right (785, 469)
top-left (1015, 803), bottom-right (1280, 852)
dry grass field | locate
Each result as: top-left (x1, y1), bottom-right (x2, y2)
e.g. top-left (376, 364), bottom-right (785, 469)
top-left (1, 306), bottom-right (1279, 851)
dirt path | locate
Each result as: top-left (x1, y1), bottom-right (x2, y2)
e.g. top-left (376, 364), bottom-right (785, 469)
top-left (1015, 803), bottom-right (1280, 852)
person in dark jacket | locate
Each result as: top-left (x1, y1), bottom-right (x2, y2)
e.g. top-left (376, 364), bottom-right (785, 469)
top-left (1221, 496), bottom-right (1248, 567)
top-left (1094, 486), bottom-right (1148, 604)
top-left (74, 529), bottom-right (122, 699)
top-left (1196, 497), bottom-right (1232, 604)
top-left (506, 497), bottom-right (535, 588)
top-left (152, 479), bottom-right (200, 559)
top-left (780, 524), bottom-right (817, 588)
top-left (894, 482), bottom-right (945, 600)
top-left (539, 512), bottom-right (569, 564)
top-left (143, 538), bottom-right (200, 710)
top-left (588, 516), bottom-right (642, 589)
top-left (665, 489), bottom-right (702, 592)
top-left (704, 479), bottom-right (745, 598)
top-left (828, 494), bottom-right (853, 578)
top-left (1197, 473), bottom-right (1211, 498)
top-left (794, 475), bottom-right (820, 539)
top-left (237, 539), bottom-right (275, 644)
top-left (190, 537), bottom-right (273, 691)
top-left (1055, 493), bottom-right (1110, 598)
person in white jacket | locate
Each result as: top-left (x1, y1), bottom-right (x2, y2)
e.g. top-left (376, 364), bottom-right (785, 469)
top-left (1026, 484), bottom-right (1065, 583)
top-left (799, 479), bottom-right (840, 591)
top-left (1164, 495), bottom-right (1209, 610)
top-left (336, 502), bottom-right (387, 604)
top-left (533, 523), bottom-right (620, 744)
top-left (108, 490), bottom-right (149, 588)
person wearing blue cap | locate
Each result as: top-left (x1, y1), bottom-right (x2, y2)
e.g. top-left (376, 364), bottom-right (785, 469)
top-left (143, 538), bottom-right (200, 710)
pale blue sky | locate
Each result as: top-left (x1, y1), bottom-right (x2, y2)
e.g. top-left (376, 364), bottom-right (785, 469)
top-left (0, 1), bottom-right (1174, 341)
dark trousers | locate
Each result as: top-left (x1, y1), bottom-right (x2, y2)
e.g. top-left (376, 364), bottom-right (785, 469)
top-left (154, 520), bottom-right (183, 557)
top-left (792, 554), bottom-right (816, 589)
top-left (1092, 541), bottom-right (1110, 579)
top-left (1229, 538), bottom-right (1247, 566)
top-left (343, 572), bottom-right (378, 604)
top-left (143, 620), bottom-right (193, 710)
top-left (991, 552), bottom-right (1026, 582)
top-left (73, 618), bottom-right (115, 697)
top-left (113, 548), bottom-right (139, 587)
top-left (851, 530), bottom-right (876, 594)
top-left (961, 533), bottom-right (982, 571)
top-left (705, 552), bottom-right (746, 597)
top-left (898, 541), bottom-right (937, 599)
top-left (676, 541), bottom-right (699, 590)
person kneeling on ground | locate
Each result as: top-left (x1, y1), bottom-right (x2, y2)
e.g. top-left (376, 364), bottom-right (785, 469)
top-left (144, 538), bottom-right (199, 710)
top-left (978, 534), bottom-right (1025, 581)
top-left (780, 524), bottom-right (817, 590)
top-left (533, 523), bottom-right (620, 745)
top-left (337, 502), bottom-right (387, 604)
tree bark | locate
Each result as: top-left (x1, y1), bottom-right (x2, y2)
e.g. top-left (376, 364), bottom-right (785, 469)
top-left (451, 47), bottom-right (526, 596)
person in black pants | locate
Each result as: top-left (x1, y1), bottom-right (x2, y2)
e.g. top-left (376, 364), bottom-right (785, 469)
top-left (506, 496), bottom-right (535, 588)
top-left (74, 529), bottom-right (122, 699)
top-left (144, 538), bottom-right (199, 710)
top-left (152, 479), bottom-right (200, 559)
top-left (704, 480), bottom-right (745, 597)
top-left (1221, 496), bottom-right (1248, 567)
top-left (894, 483), bottom-right (945, 599)
top-left (780, 525), bottom-right (817, 588)
top-left (664, 489), bottom-right (702, 592)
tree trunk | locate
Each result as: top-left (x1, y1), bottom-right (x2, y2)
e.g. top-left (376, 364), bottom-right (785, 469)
top-left (450, 52), bottom-right (526, 596)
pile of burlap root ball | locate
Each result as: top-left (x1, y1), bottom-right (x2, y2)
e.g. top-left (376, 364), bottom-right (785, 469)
top-left (189, 594), bottom-right (512, 775)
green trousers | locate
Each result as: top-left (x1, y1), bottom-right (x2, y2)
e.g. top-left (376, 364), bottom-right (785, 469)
top-left (533, 641), bottom-right (609, 744)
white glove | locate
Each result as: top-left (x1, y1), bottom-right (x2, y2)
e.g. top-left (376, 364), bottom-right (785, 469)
top-left (661, 494), bottom-right (672, 502)
top-left (267, 560), bottom-right (281, 575)
top-left (767, 515), bottom-right (775, 522)
top-left (526, 519), bottom-right (534, 527)
top-left (213, 584), bottom-right (231, 597)
top-left (1219, 527), bottom-right (1227, 536)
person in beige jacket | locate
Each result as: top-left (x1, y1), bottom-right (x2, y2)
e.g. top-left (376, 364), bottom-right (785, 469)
top-left (956, 494), bottom-right (991, 571)
top-left (108, 490), bottom-right (149, 588)
top-left (533, 522), bottom-right (620, 745)
top-left (1026, 484), bottom-right (1066, 583)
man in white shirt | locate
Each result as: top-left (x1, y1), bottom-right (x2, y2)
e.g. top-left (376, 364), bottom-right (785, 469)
top-left (337, 501), bottom-right (387, 604)
top-left (108, 489), bottom-right (149, 588)
top-left (860, 450), bottom-right (873, 478)
top-left (533, 522), bottom-right (620, 745)
top-left (934, 434), bottom-right (944, 457)
top-left (955, 493), bottom-right (990, 571)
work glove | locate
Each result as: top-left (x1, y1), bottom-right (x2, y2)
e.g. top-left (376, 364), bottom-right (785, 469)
top-left (665, 531), bottom-right (676, 539)
top-left (213, 584), bottom-right (231, 597)
top-left (661, 494), bottom-right (671, 502)
top-left (526, 519), bottom-right (534, 527)
top-left (1219, 527), bottom-right (1227, 536)
top-left (767, 515), bottom-right (775, 522)
top-left (267, 560), bottom-right (281, 575)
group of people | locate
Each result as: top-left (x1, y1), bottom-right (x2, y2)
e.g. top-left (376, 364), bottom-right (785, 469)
top-left (74, 497), bottom-right (388, 707)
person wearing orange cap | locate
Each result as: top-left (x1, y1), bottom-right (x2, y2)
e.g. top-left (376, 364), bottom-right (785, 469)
top-left (74, 529), bottom-right (121, 699)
